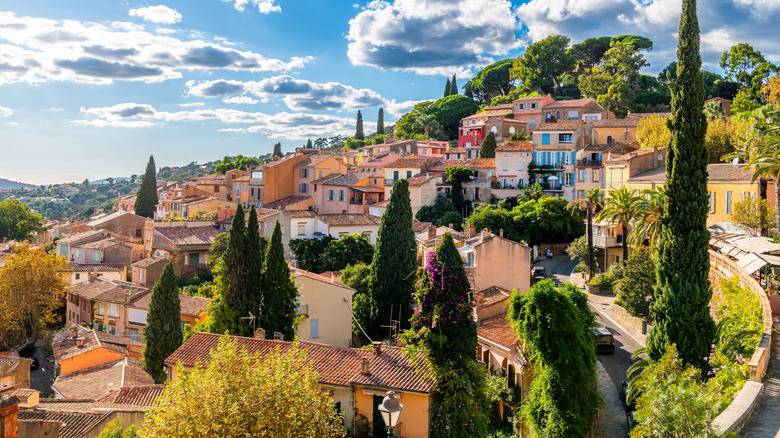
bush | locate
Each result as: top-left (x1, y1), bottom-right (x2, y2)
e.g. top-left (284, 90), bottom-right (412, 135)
top-left (586, 264), bottom-right (622, 288)
top-left (614, 248), bottom-right (655, 319)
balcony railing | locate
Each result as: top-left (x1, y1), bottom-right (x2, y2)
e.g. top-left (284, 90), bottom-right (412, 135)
top-left (297, 304), bottom-right (309, 317)
top-left (576, 159), bottom-right (602, 167)
top-left (593, 235), bottom-right (623, 248)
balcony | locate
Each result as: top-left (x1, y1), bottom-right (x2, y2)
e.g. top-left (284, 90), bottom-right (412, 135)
top-left (593, 235), bottom-right (622, 248)
top-left (576, 159), bottom-right (602, 167)
top-left (297, 304), bottom-right (309, 317)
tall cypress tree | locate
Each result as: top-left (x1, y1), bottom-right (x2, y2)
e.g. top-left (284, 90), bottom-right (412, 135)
top-left (273, 142), bottom-right (282, 158)
top-left (245, 206), bottom-right (263, 323)
top-left (449, 74), bottom-right (458, 96)
top-left (143, 262), bottom-right (182, 383)
top-left (209, 205), bottom-right (249, 335)
top-left (355, 110), bottom-right (365, 140)
top-left (444, 78), bottom-right (452, 97)
top-left (134, 156), bottom-right (158, 218)
top-left (306, 138), bottom-right (313, 148)
top-left (376, 108), bottom-right (385, 135)
top-left (480, 131), bottom-right (497, 158)
top-left (646, 0), bottom-right (714, 369)
top-left (260, 221), bottom-right (298, 341)
top-left (368, 179), bottom-right (416, 338)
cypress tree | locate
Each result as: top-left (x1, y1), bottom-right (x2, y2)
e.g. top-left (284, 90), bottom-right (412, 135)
top-left (260, 221), bottom-right (298, 341)
top-left (444, 78), bottom-right (452, 97)
top-left (449, 74), bottom-right (458, 96)
top-left (245, 206), bottom-right (263, 323)
top-left (210, 205), bottom-right (249, 335)
top-left (646, 0), bottom-right (714, 369)
top-left (367, 179), bottom-right (416, 338)
top-left (376, 108), bottom-right (385, 135)
top-left (143, 262), bottom-right (182, 383)
top-left (134, 156), bottom-right (158, 218)
top-left (273, 142), bottom-right (282, 158)
top-left (306, 138), bottom-right (313, 148)
top-left (355, 110), bottom-right (365, 140)
top-left (479, 131), bottom-right (497, 158)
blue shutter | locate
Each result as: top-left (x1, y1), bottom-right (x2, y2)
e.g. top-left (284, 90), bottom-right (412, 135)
top-left (570, 152), bottom-right (575, 164)
top-left (542, 133), bottom-right (550, 145)
top-left (310, 319), bottom-right (319, 338)
top-left (393, 170), bottom-right (399, 180)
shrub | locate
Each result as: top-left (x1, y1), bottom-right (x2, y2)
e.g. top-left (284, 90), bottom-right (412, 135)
top-left (614, 248), bottom-right (655, 319)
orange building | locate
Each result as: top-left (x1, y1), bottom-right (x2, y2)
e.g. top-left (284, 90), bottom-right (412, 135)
top-left (52, 325), bottom-right (143, 376)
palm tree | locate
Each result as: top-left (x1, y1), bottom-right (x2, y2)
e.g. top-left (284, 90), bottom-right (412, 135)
top-left (703, 101), bottom-right (726, 120)
top-left (568, 187), bottom-right (602, 279)
top-left (596, 186), bottom-right (642, 263)
top-left (629, 188), bottom-right (666, 250)
top-left (413, 113), bottom-right (441, 139)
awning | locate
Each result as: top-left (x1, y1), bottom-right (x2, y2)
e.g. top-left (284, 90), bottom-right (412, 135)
top-left (737, 253), bottom-right (768, 274)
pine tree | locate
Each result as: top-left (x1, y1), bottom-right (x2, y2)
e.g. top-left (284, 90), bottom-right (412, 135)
top-left (260, 221), bottom-right (298, 341)
top-left (143, 262), bottom-right (182, 383)
top-left (306, 138), bottom-right (313, 148)
top-left (464, 82), bottom-right (475, 100)
top-left (209, 205), bottom-right (249, 335)
top-left (449, 74), bottom-right (458, 96)
top-left (646, 0), bottom-right (715, 369)
top-left (444, 78), bottom-right (452, 97)
top-left (245, 206), bottom-right (263, 322)
top-left (134, 156), bottom-right (158, 218)
top-left (368, 179), bottom-right (416, 338)
top-left (355, 110), bottom-right (365, 140)
top-left (480, 131), bottom-right (497, 158)
top-left (376, 108), bottom-right (384, 135)
top-left (273, 142), bottom-right (282, 158)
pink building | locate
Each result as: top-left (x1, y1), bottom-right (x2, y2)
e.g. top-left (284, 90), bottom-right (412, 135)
top-left (416, 141), bottom-right (449, 157)
top-left (511, 94), bottom-right (556, 135)
top-left (311, 173), bottom-right (385, 214)
top-left (493, 141), bottom-right (534, 197)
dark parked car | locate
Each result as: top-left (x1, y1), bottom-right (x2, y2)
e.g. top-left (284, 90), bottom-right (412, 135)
top-left (21, 355), bottom-right (39, 370)
top-left (621, 380), bottom-right (638, 412)
top-left (594, 327), bottom-right (615, 354)
top-left (531, 266), bottom-right (547, 281)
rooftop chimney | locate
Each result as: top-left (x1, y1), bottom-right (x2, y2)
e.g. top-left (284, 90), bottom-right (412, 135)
top-left (273, 332), bottom-right (284, 341)
top-left (254, 328), bottom-right (266, 340)
top-left (449, 223), bottom-right (454, 230)
top-left (76, 337), bottom-right (85, 348)
top-left (0, 394), bottom-right (19, 438)
top-left (428, 225), bottom-right (436, 239)
top-left (361, 357), bottom-right (370, 375)
top-left (481, 229), bottom-right (490, 242)
top-left (2, 238), bottom-right (6, 244)
top-left (71, 324), bottom-right (78, 339)
top-left (372, 341), bottom-right (383, 355)
top-left (468, 225), bottom-right (476, 238)
top-left (500, 229), bottom-right (504, 238)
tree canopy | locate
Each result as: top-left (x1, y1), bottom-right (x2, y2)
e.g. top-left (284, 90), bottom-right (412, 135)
top-left (215, 155), bottom-right (260, 174)
top-left (260, 221), bottom-right (299, 341)
top-left (467, 59), bottom-right (515, 103)
top-left (479, 131), bottom-right (497, 158)
top-left (0, 199), bottom-right (44, 242)
top-left (428, 95), bottom-right (480, 139)
top-left (511, 35), bottom-right (576, 94)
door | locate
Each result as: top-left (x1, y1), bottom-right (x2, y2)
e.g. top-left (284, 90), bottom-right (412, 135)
top-left (372, 395), bottom-right (387, 437)
top-left (475, 187), bottom-right (480, 201)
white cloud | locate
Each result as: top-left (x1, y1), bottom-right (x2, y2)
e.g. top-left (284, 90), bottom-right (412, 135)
top-left (0, 11), bottom-right (309, 86)
top-left (347, 0), bottom-right (522, 75)
top-left (128, 5), bottom-right (182, 25)
top-left (223, 96), bottom-right (259, 104)
top-left (49, 107), bottom-right (63, 111)
top-left (0, 106), bottom-right (13, 117)
top-left (178, 102), bottom-right (205, 107)
top-left (222, 0), bottom-right (281, 14)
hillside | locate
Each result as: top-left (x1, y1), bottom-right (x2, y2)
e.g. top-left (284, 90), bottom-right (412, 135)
top-left (0, 177), bottom-right (35, 190)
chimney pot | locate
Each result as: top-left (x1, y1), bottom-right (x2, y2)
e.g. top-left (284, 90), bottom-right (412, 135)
top-left (2, 237), bottom-right (6, 244)
top-left (428, 225), bottom-right (436, 239)
top-left (76, 337), bottom-right (84, 347)
top-left (361, 357), bottom-right (370, 375)
top-left (72, 324), bottom-right (78, 339)
top-left (254, 328), bottom-right (266, 339)
top-left (273, 332), bottom-right (284, 341)
top-left (372, 341), bottom-right (383, 355)
top-left (449, 223), bottom-right (454, 230)
top-left (500, 229), bottom-right (504, 238)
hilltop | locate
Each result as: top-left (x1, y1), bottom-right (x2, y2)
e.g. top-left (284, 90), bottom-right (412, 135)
top-left (0, 177), bottom-right (35, 191)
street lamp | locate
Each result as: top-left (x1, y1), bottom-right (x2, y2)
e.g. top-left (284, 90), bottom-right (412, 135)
top-left (378, 391), bottom-right (403, 438)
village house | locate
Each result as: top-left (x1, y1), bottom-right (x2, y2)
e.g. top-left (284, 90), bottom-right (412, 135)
top-left (52, 325), bottom-right (144, 376)
top-left (458, 114), bottom-right (527, 149)
top-left (52, 357), bottom-right (154, 401)
top-left (260, 152), bottom-right (313, 210)
top-left (492, 141), bottom-right (534, 199)
top-left (61, 263), bottom-right (127, 285)
top-left (462, 229), bottom-right (532, 293)
top-left (574, 144), bottom-right (609, 199)
top-left (443, 146), bottom-right (481, 160)
top-left (130, 256), bottom-right (168, 288)
top-left (56, 229), bottom-right (135, 268)
top-left (88, 210), bottom-right (146, 241)
top-left (590, 117), bottom-right (641, 146)
top-left (415, 141), bottom-right (449, 157)
top-left (294, 154), bottom-right (349, 202)
top-left (0, 352), bottom-right (33, 392)
top-left (603, 146), bottom-right (666, 191)
top-left (192, 173), bottom-right (229, 202)
top-left (126, 292), bottom-right (210, 342)
top-left (292, 268), bottom-right (355, 347)
top-left (143, 221), bottom-right (220, 279)
top-left (361, 139), bottom-right (418, 157)
top-left (311, 172), bottom-right (385, 215)
top-left (261, 211), bottom-right (382, 257)
top-left (165, 333), bottom-right (436, 438)
top-left (541, 97), bottom-right (613, 123)
top-left (463, 158), bottom-right (496, 204)
top-left (65, 277), bottom-right (149, 337)
top-left (531, 121), bottom-right (595, 201)
top-left (511, 94), bottom-right (557, 134)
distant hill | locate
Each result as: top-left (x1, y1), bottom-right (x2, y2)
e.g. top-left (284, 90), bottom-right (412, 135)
top-left (0, 177), bottom-right (35, 190)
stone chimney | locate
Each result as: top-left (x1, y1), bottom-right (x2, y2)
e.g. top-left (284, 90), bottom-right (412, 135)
top-left (468, 225), bottom-right (476, 238)
top-left (360, 357), bottom-right (370, 375)
top-left (499, 229), bottom-right (504, 238)
top-left (71, 324), bottom-right (78, 339)
top-left (254, 328), bottom-right (266, 339)
top-left (2, 238), bottom-right (6, 244)
top-left (0, 395), bottom-right (19, 438)
top-left (480, 229), bottom-right (490, 242)
top-left (427, 225), bottom-right (436, 239)
top-left (76, 337), bottom-right (85, 347)
top-left (476, 292), bottom-right (484, 308)
top-left (273, 332), bottom-right (284, 341)
top-left (372, 341), bottom-right (383, 356)
top-left (449, 223), bottom-right (454, 230)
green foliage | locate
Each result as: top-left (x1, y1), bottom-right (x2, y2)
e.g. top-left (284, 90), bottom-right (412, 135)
top-left (207, 232), bottom-right (230, 269)
top-left (444, 78), bottom-right (452, 98)
top-left (428, 95), bottom-right (481, 140)
top-left (646, 0), bottom-right (716, 370)
top-left (289, 236), bottom-right (335, 273)
top-left (445, 166), bottom-right (473, 215)
top-left (355, 110), bottom-right (364, 140)
top-left (568, 36), bottom-right (612, 69)
top-left (601, 41), bottom-right (649, 87)
top-left (0, 199), bottom-right (44, 241)
top-left (415, 195), bottom-right (458, 226)
top-left (394, 101), bottom-right (436, 139)
top-left (470, 196), bottom-right (584, 246)
top-left (143, 262), bottom-right (182, 383)
top-left (273, 142), bottom-right (282, 157)
top-left (611, 35), bottom-right (653, 50)
top-left (480, 132), bottom-right (497, 158)
top-left (214, 155), bottom-right (260, 174)
top-left (245, 206), bottom-right (264, 324)
top-left (450, 74), bottom-right (458, 96)
top-left (376, 108), bottom-right (384, 135)
top-left (367, 179), bottom-right (417, 338)
top-left (321, 234), bottom-right (374, 272)
top-left (437, 211), bottom-right (464, 231)
top-left (730, 197), bottom-right (775, 236)
top-left (614, 248), bottom-right (655, 319)
top-left (468, 59), bottom-right (516, 103)
top-left (596, 186), bottom-right (642, 263)
top-left (566, 235), bottom-right (602, 270)
top-left (511, 35), bottom-right (576, 94)
top-left (508, 280), bottom-right (600, 437)
top-left (586, 263), bottom-right (623, 288)
top-left (341, 262), bottom-right (372, 337)
top-left (260, 221), bottom-right (299, 341)
top-left (97, 419), bottom-right (139, 438)
top-left (134, 156), bottom-right (158, 218)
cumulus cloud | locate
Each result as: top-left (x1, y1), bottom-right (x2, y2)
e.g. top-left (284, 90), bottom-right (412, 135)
top-left (128, 5), bottom-right (182, 24)
top-left (222, 0), bottom-right (281, 14)
top-left (347, 0), bottom-right (522, 76)
top-left (74, 102), bottom-right (363, 140)
top-left (0, 105), bottom-right (13, 117)
top-left (223, 96), bottom-right (259, 104)
top-left (185, 76), bottom-right (415, 115)
top-left (0, 11), bottom-right (309, 86)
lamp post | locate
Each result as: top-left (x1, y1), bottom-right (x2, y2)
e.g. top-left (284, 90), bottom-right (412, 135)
top-left (378, 391), bottom-right (403, 438)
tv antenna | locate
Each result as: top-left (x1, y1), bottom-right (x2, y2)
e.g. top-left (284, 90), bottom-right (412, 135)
top-left (241, 311), bottom-right (257, 332)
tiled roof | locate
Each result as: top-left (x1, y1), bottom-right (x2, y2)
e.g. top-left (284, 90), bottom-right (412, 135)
top-left (264, 195), bottom-right (311, 209)
top-left (386, 157), bottom-right (441, 169)
top-left (626, 111), bottom-right (671, 119)
top-left (165, 333), bottom-right (435, 393)
top-left (64, 263), bottom-right (126, 273)
top-left (351, 185), bottom-right (386, 193)
top-left (406, 173), bottom-right (436, 187)
top-left (464, 158), bottom-right (495, 169)
top-left (77, 237), bottom-right (125, 250)
top-left (87, 210), bottom-right (136, 227)
top-left (96, 384), bottom-right (165, 406)
top-left (193, 173), bottom-right (227, 182)
top-left (533, 120), bottom-right (587, 131)
top-left (445, 148), bottom-right (468, 154)
top-left (69, 277), bottom-right (149, 304)
top-left (155, 225), bottom-right (220, 246)
top-left (284, 210), bottom-right (317, 219)
top-left (57, 229), bottom-right (110, 245)
top-left (19, 409), bottom-right (109, 438)
top-left (292, 268), bottom-right (356, 292)
top-left (496, 141), bottom-right (533, 152)
top-left (485, 103), bottom-right (514, 110)
top-left (478, 286), bottom-right (512, 307)
top-left (131, 257), bottom-right (168, 269)
top-left (411, 221), bottom-right (433, 233)
top-left (130, 293), bottom-right (210, 317)
top-left (542, 98), bottom-right (599, 109)
top-left (583, 144), bottom-right (615, 152)
top-left (606, 147), bottom-right (661, 164)
top-left (318, 173), bottom-right (371, 187)
top-left (590, 118), bottom-right (641, 128)
top-left (357, 154), bottom-right (403, 168)
top-left (628, 163), bottom-right (756, 183)
top-left (52, 357), bottom-right (154, 400)
top-left (316, 214), bottom-right (381, 227)
top-left (35, 399), bottom-right (146, 413)
top-left (294, 154), bottom-right (334, 167)
top-left (478, 314), bottom-right (518, 350)
top-left (311, 173), bottom-right (343, 184)
top-left (53, 325), bottom-right (141, 363)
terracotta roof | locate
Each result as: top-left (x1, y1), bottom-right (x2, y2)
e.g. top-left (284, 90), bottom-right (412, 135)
top-left (626, 112), bottom-right (671, 119)
top-left (292, 268), bottom-right (356, 292)
top-left (445, 148), bottom-right (468, 154)
top-left (496, 141), bottom-right (533, 152)
top-left (57, 229), bottom-right (111, 245)
top-left (464, 158), bottom-right (495, 169)
top-left (590, 118), bottom-right (641, 128)
top-left (131, 257), bottom-right (168, 269)
top-left (542, 98), bottom-right (599, 109)
top-left (155, 225), bottom-right (220, 246)
top-left (318, 173), bottom-right (371, 187)
top-left (283, 210), bottom-right (317, 219)
top-left (165, 333), bottom-right (435, 393)
top-left (64, 263), bottom-right (126, 273)
top-left (485, 103), bottom-right (513, 110)
top-left (628, 163), bottom-right (756, 184)
top-left (18, 409), bottom-right (109, 438)
top-left (264, 195), bottom-right (311, 209)
top-left (478, 286), bottom-right (512, 307)
top-left (311, 173), bottom-right (343, 184)
top-left (357, 154), bottom-right (403, 168)
top-left (386, 157), bottom-right (441, 169)
top-left (52, 357), bottom-right (154, 400)
top-left (706, 97), bottom-right (732, 104)
top-left (69, 277), bottom-right (149, 304)
top-left (53, 325), bottom-right (142, 363)
top-left (294, 154), bottom-right (333, 167)
top-left (583, 144), bottom-right (614, 152)
top-left (193, 173), bottom-right (227, 182)
top-left (533, 120), bottom-right (587, 131)
top-left (34, 399), bottom-right (146, 413)
top-left (96, 384), bottom-right (165, 406)
top-left (351, 185), bottom-right (386, 193)
top-left (77, 237), bottom-right (126, 250)
top-left (130, 293), bottom-right (210, 317)
top-left (478, 314), bottom-right (518, 350)
top-left (406, 173), bottom-right (436, 187)
top-left (87, 210), bottom-right (138, 227)
top-left (316, 214), bottom-right (381, 227)
top-left (606, 147), bottom-right (663, 164)
top-left (411, 221), bottom-right (433, 233)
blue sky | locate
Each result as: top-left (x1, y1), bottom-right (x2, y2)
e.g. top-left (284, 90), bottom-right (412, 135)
top-left (0, 0), bottom-right (777, 185)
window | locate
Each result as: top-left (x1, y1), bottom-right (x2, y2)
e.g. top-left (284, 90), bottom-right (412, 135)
top-left (298, 168), bottom-right (309, 178)
top-left (558, 133), bottom-right (573, 143)
top-left (518, 103), bottom-right (525, 110)
top-left (139, 269), bottom-right (144, 282)
top-left (250, 187), bottom-right (254, 196)
top-left (421, 148), bottom-right (427, 154)
top-left (568, 111), bottom-right (578, 120)
top-left (129, 330), bottom-right (138, 341)
top-left (518, 161), bottom-right (524, 171)
top-left (502, 161), bottom-right (508, 171)
top-left (585, 115), bottom-right (599, 120)
top-left (108, 303), bottom-right (120, 318)
top-left (530, 102), bottom-right (537, 109)
top-left (93, 251), bottom-right (101, 262)
top-left (97, 302), bottom-right (104, 316)
top-left (529, 117), bottom-right (536, 128)
top-left (593, 169), bottom-right (601, 182)
top-left (339, 190), bottom-right (345, 201)
top-left (243, 183), bottom-right (247, 191)
top-left (709, 191), bottom-right (716, 213)
top-left (299, 183), bottom-right (309, 194)
top-left (327, 190), bottom-right (334, 201)
top-left (393, 170), bottom-right (399, 180)
top-left (154, 235), bottom-right (161, 243)
top-left (75, 273), bottom-right (80, 280)
top-left (310, 319), bottom-right (319, 338)
top-left (465, 252), bottom-right (475, 267)
top-left (74, 248), bottom-right (80, 258)
top-left (726, 191), bottom-right (732, 214)
top-left (541, 133), bottom-right (550, 145)
top-left (606, 135), bottom-right (613, 144)
top-left (406, 170), bottom-right (412, 178)
top-left (188, 253), bottom-right (200, 265)
top-left (565, 173), bottom-right (572, 186)
top-left (319, 170), bottom-right (322, 178)
top-left (578, 169), bottom-right (586, 182)
top-left (298, 223), bottom-right (306, 236)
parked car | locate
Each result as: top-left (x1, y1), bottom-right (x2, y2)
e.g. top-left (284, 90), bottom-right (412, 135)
top-left (594, 327), bottom-right (615, 354)
top-left (621, 380), bottom-right (638, 412)
top-left (21, 355), bottom-right (39, 370)
top-left (531, 266), bottom-right (547, 281)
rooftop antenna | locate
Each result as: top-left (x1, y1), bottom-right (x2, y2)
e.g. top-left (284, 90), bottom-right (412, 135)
top-left (241, 311), bottom-right (256, 332)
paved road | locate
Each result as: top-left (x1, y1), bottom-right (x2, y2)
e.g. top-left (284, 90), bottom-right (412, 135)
top-left (29, 339), bottom-right (55, 397)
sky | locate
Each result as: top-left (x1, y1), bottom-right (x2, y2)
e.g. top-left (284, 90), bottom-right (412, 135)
top-left (0, 0), bottom-right (778, 185)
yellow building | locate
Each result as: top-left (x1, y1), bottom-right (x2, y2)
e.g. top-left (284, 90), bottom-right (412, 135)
top-left (292, 268), bottom-right (355, 347)
top-left (52, 325), bottom-right (143, 376)
top-left (165, 333), bottom-right (436, 438)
